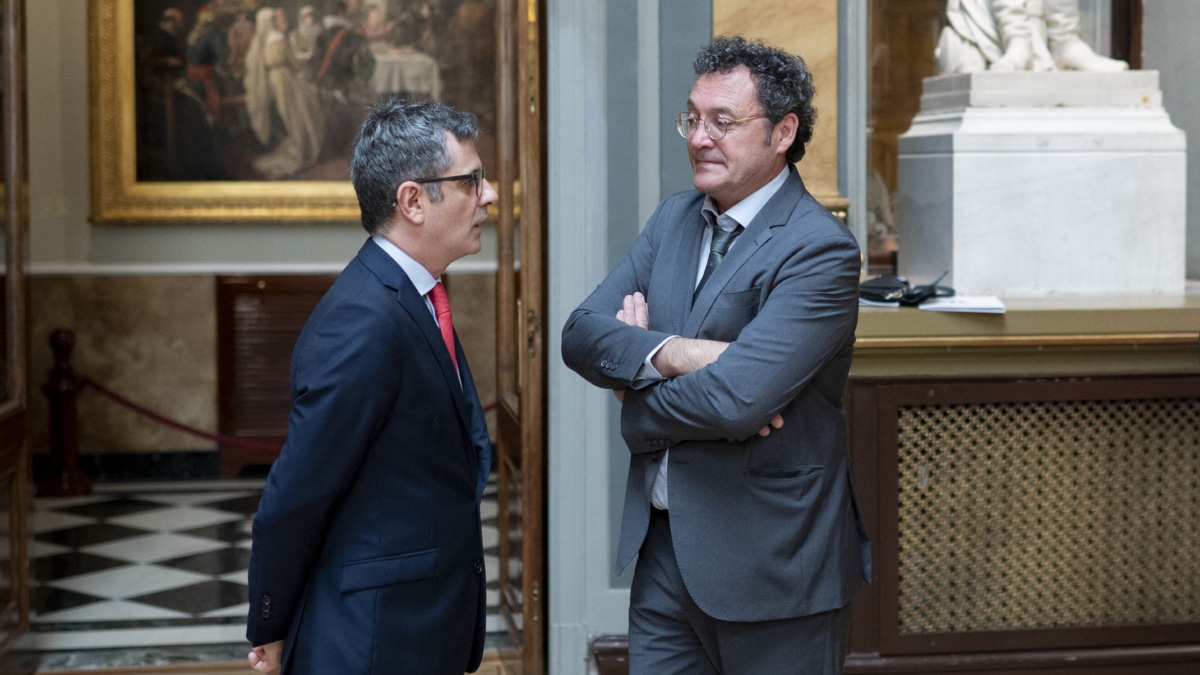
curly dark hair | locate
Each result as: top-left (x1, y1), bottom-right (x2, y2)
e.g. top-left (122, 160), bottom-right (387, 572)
top-left (693, 35), bottom-right (816, 164)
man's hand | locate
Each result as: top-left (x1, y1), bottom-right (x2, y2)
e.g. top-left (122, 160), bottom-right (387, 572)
top-left (758, 414), bottom-right (784, 437)
top-left (249, 641), bottom-right (283, 674)
top-left (610, 293), bottom-right (650, 402)
top-left (615, 292), bottom-right (649, 329)
top-left (615, 293), bottom-right (731, 377)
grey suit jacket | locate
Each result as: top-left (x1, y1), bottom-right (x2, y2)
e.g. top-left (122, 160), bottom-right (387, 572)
top-left (562, 167), bottom-right (871, 622)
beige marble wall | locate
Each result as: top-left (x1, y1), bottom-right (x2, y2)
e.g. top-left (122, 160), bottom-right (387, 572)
top-left (28, 273), bottom-right (498, 459)
top-left (713, 0), bottom-right (845, 211)
top-left (29, 276), bottom-right (218, 456)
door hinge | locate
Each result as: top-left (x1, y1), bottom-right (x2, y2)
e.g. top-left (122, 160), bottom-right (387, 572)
top-left (526, 308), bottom-right (540, 359)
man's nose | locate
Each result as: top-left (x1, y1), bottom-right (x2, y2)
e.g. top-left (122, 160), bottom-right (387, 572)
top-left (480, 179), bottom-right (500, 206)
top-left (688, 124), bottom-right (715, 149)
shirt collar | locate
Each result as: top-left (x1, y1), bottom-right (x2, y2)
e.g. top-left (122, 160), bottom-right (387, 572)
top-left (702, 165), bottom-right (789, 231)
top-left (371, 235), bottom-right (438, 296)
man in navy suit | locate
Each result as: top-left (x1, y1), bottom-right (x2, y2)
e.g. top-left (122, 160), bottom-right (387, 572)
top-left (246, 97), bottom-right (496, 674)
top-left (562, 36), bottom-right (871, 673)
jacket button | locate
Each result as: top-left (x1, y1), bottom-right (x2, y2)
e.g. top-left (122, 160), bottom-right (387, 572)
top-left (474, 561), bottom-right (484, 574)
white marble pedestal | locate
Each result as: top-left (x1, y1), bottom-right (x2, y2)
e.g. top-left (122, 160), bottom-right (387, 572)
top-left (896, 71), bottom-right (1187, 296)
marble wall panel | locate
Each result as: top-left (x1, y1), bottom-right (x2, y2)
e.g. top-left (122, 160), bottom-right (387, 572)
top-left (29, 273), bottom-right (499, 460)
top-left (714, 0), bottom-right (842, 208)
top-left (29, 276), bottom-right (217, 456)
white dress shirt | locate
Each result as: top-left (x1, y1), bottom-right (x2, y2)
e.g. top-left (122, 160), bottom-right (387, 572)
top-left (372, 235), bottom-right (440, 321)
top-left (372, 236), bottom-right (464, 387)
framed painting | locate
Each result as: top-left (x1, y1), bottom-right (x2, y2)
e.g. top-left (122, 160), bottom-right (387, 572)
top-left (90, 0), bottom-right (498, 222)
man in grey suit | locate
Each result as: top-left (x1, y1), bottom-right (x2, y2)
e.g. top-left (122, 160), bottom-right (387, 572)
top-left (561, 36), bottom-right (871, 674)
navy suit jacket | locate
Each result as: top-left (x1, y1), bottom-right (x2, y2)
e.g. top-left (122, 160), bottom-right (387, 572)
top-left (246, 239), bottom-right (492, 674)
top-left (562, 168), bottom-right (871, 621)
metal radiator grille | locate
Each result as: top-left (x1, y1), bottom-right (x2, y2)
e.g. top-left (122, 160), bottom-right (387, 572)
top-left (897, 398), bottom-right (1200, 634)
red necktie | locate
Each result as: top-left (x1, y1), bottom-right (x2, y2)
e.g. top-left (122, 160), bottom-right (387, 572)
top-left (428, 281), bottom-right (458, 371)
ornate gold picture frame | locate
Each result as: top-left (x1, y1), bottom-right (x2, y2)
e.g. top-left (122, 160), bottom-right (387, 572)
top-left (90, 0), bottom-right (357, 222)
top-left (90, 0), bottom-right (497, 223)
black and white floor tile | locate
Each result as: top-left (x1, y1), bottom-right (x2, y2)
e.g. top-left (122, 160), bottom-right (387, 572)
top-left (19, 478), bottom-right (503, 656)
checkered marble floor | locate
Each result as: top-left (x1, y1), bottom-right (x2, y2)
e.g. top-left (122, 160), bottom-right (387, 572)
top-left (19, 478), bottom-right (503, 654)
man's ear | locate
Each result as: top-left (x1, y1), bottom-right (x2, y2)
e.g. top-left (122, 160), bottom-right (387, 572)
top-left (395, 182), bottom-right (426, 224)
top-left (774, 112), bottom-right (799, 154)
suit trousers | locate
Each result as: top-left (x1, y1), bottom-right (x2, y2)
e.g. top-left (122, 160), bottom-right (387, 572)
top-left (629, 508), bottom-right (851, 675)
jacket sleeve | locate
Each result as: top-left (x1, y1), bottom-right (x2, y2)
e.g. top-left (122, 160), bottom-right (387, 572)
top-left (619, 230), bottom-right (861, 448)
top-left (245, 294), bottom-right (405, 646)
top-left (561, 199), bottom-right (678, 390)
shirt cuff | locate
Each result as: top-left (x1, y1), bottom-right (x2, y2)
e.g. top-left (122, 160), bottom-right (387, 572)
top-left (632, 336), bottom-right (676, 388)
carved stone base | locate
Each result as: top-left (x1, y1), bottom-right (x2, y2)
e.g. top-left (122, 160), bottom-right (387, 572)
top-left (897, 71), bottom-right (1186, 297)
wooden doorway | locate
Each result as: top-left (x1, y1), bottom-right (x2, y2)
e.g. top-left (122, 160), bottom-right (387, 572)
top-left (494, 0), bottom-right (546, 672)
top-left (0, 0), bottom-right (31, 661)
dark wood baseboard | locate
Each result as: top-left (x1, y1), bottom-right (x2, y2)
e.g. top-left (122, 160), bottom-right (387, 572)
top-left (32, 450), bottom-right (222, 487)
top-left (591, 635), bottom-right (1200, 674)
top-left (845, 644), bottom-right (1200, 674)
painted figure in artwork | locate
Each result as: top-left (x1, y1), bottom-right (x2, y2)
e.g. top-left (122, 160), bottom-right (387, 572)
top-left (245, 7), bottom-right (327, 179)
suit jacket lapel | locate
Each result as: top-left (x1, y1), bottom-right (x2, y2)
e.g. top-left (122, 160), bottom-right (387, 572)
top-left (356, 241), bottom-right (476, 433)
top-left (684, 169), bottom-right (806, 336)
top-left (455, 341), bottom-right (493, 501)
top-left (659, 207), bottom-right (707, 335)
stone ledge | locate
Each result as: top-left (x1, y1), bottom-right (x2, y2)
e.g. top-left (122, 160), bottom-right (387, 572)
top-left (920, 70), bottom-right (1162, 113)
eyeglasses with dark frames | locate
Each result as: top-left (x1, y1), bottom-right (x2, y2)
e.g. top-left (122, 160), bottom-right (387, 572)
top-left (675, 112), bottom-right (769, 141)
top-left (412, 167), bottom-right (487, 198)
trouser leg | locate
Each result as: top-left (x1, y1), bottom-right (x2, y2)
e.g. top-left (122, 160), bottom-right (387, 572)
top-left (710, 604), bottom-right (852, 675)
top-left (628, 510), bottom-right (719, 675)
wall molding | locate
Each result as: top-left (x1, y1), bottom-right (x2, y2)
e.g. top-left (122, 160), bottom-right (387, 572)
top-left (29, 260), bottom-right (500, 277)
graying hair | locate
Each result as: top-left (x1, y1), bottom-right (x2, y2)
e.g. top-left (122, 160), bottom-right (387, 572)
top-left (350, 97), bottom-right (479, 235)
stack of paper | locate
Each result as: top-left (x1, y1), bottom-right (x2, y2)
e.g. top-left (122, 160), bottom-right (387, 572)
top-left (859, 298), bottom-right (900, 308)
top-left (918, 296), bottom-right (1006, 314)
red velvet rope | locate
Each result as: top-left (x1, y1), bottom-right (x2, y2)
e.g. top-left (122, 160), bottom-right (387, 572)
top-left (80, 376), bottom-right (498, 452)
top-left (81, 377), bottom-right (284, 451)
